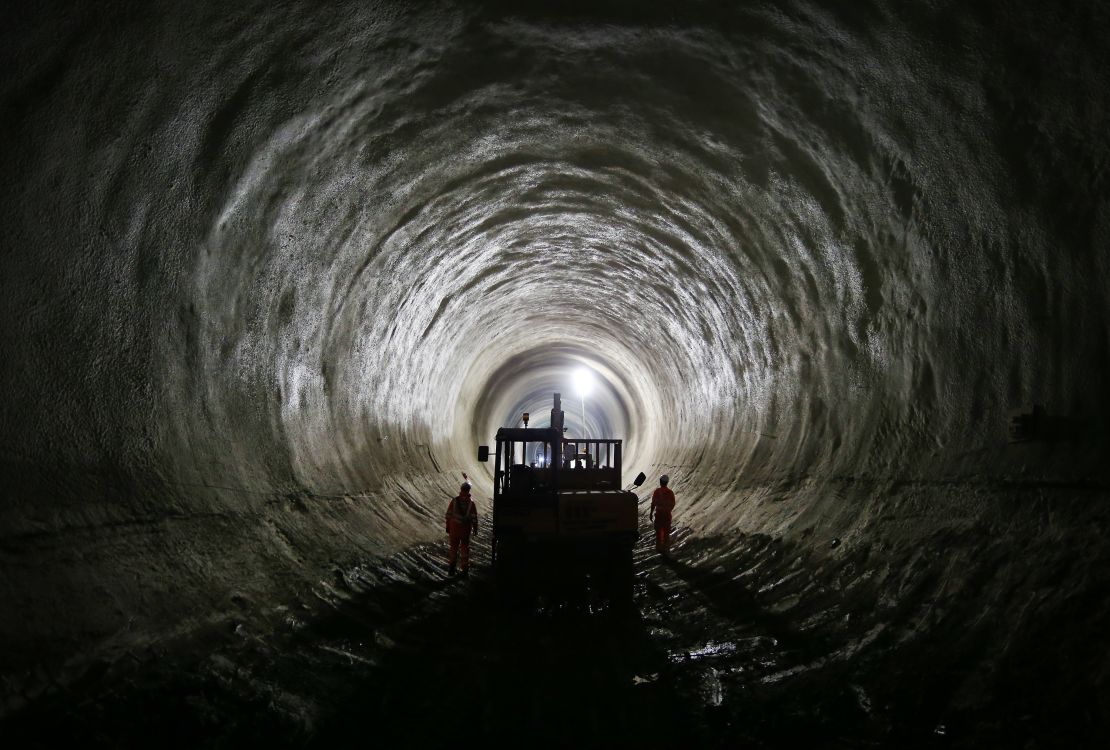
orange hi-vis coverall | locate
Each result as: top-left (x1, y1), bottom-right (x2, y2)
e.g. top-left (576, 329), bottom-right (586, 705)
top-left (446, 495), bottom-right (478, 572)
top-left (650, 486), bottom-right (676, 550)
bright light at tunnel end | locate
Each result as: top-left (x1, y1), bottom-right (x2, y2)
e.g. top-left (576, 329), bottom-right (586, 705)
top-left (573, 367), bottom-right (595, 397)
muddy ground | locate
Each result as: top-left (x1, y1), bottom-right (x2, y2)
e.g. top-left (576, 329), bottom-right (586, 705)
top-left (3, 513), bottom-right (1106, 748)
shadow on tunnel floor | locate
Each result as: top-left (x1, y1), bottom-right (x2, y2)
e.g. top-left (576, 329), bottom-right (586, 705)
top-left (308, 568), bottom-right (695, 748)
top-left (4, 525), bottom-right (1109, 749)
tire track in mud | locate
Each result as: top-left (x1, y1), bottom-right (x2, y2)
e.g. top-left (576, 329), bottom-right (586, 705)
top-left (629, 521), bottom-right (899, 748)
top-left (0, 520), bottom-right (1003, 748)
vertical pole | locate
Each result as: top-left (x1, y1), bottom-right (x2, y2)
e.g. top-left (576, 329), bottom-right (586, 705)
top-left (493, 439), bottom-right (502, 562)
top-left (494, 441), bottom-right (502, 497)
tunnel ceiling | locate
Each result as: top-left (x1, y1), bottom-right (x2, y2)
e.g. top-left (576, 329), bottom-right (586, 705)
top-left (3, 0), bottom-right (1107, 493)
top-left (1, 0), bottom-right (1109, 686)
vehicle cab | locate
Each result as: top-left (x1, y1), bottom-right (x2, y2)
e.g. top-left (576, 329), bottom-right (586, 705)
top-left (478, 393), bottom-right (645, 566)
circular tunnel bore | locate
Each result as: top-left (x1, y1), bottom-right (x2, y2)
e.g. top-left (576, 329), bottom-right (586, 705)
top-left (2, 0), bottom-right (1109, 746)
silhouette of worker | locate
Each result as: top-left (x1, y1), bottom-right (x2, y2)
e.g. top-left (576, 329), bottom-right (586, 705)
top-left (649, 474), bottom-right (676, 553)
top-left (445, 479), bottom-right (478, 576)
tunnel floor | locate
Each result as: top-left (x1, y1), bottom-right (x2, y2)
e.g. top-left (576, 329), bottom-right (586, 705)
top-left (3, 513), bottom-right (1103, 749)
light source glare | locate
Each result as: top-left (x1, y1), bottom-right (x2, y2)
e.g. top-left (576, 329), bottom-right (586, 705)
top-left (573, 367), bottom-right (594, 397)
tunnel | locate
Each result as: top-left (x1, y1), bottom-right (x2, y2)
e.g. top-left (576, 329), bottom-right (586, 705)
top-left (1, 0), bottom-right (1108, 746)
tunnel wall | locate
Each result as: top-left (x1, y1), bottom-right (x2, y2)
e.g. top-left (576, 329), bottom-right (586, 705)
top-left (2, 0), bottom-right (1108, 714)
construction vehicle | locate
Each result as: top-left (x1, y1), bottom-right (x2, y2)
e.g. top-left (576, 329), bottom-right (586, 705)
top-left (477, 392), bottom-right (645, 572)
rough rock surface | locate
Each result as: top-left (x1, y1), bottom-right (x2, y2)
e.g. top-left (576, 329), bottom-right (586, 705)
top-left (1, 0), bottom-right (1108, 745)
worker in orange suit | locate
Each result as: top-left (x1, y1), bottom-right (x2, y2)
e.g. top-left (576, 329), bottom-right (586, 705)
top-left (445, 479), bottom-right (478, 576)
top-left (649, 474), bottom-right (676, 553)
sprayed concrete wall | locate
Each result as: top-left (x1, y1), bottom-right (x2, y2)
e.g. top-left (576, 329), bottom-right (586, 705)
top-left (2, 0), bottom-right (1108, 730)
